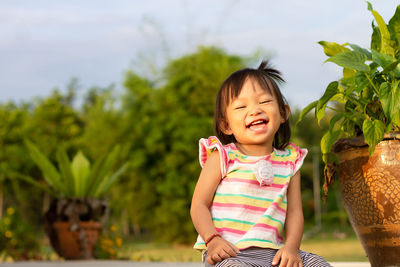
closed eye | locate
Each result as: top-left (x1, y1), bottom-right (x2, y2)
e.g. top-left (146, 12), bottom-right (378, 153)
top-left (260, 100), bottom-right (272, 104)
top-left (234, 106), bottom-right (246, 110)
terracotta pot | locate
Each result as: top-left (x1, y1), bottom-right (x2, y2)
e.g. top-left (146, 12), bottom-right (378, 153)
top-left (53, 221), bottom-right (102, 260)
top-left (334, 138), bottom-right (400, 267)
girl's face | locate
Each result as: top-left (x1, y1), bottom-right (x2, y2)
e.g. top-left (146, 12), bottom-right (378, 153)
top-left (222, 78), bottom-right (288, 153)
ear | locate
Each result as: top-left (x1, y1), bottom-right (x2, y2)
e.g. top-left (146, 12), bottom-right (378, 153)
top-left (280, 104), bottom-right (291, 123)
top-left (220, 120), bottom-right (233, 135)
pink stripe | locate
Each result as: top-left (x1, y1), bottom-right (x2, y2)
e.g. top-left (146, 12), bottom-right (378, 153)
top-left (211, 205), bottom-right (264, 215)
top-left (212, 202), bottom-right (268, 212)
top-left (216, 226), bottom-right (283, 242)
top-left (216, 227), bottom-right (246, 235)
top-left (270, 202), bottom-right (286, 214)
top-left (224, 178), bottom-right (260, 185)
top-left (212, 202), bottom-right (287, 214)
top-left (223, 178), bottom-right (286, 189)
top-left (254, 223), bottom-right (282, 233)
top-left (229, 158), bottom-right (295, 168)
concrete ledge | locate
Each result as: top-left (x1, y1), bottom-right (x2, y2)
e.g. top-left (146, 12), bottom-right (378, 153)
top-left (0, 261), bottom-right (371, 267)
top-left (331, 263), bottom-right (370, 267)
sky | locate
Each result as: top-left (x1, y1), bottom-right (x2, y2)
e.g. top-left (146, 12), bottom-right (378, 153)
top-left (0, 0), bottom-right (398, 109)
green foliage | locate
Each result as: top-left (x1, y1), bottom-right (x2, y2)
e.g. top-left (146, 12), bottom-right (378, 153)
top-left (0, 207), bottom-right (39, 260)
top-left (121, 47), bottom-right (244, 243)
top-left (1, 45), bottom-right (344, 246)
top-left (299, 3), bottom-right (400, 166)
top-left (21, 140), bottom-right (129, 198)
top-left (95, 224), bottom-right (124, 259)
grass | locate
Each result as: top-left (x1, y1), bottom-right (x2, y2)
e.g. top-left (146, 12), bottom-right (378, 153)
top-left (20, 227), bottom-right (368, 262)
top-left (118, 230), bottom-right (368, 262)
top-left (118, 242), bottom-right (201, 262)
top-left (301, 238), bottom-right (367, 261)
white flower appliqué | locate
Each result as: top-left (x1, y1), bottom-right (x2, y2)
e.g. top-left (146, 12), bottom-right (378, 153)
top-left (254, 160), bottom-right (274, 186)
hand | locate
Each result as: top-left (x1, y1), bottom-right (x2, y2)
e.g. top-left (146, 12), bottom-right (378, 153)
top-left (206, 236), bottom-right (240, 265)
top-left (272, 245), bottom-right (302, 267)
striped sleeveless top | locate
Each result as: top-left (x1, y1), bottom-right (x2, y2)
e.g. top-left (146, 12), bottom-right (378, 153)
top-left (194, 136), bottom-right (307, 250)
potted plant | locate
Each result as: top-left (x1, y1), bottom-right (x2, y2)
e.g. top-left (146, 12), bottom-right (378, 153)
top-left (18, 140), bottom-right (129, 260)
top-left (299, 3), bottom-right (400, 266)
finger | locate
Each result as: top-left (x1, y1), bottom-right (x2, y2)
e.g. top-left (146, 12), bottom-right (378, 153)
top-left (224, 246), bottom-right (238, 257)
top-left (206, 255), bottom-right (215, 265)
top-left (272, 251), bottom-right (281, 266)
top-left (229, 243), bottom-right (240, 253)
top-left (218, 249), bottom-right (231, 260)
top-left (279, 257), bottom-right (288, 267)
top-left (212, 253), bottom-right (222, 263)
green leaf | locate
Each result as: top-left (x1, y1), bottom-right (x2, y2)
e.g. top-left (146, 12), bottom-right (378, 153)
top-left (379, 81), bottom-right (400, 126)
top-left (71, 151), bottom-right (91, 197)
top-left (367, 1), bottom-right (373, 11)
top-left (318, 41), bottom-right (349, 57)
top-left (371, 49), bottom-right (396, 68)
top-left (85, 153), bottom-right (107, 196)
top-left (296, 100), bottom-right (317, 126)
top-left (343, 68), bottom-right (356, 79)
top-left (326, 51), bottom-right (369, 72)
top-left (87, 145), bottom-right (120, 196)
top-left (316, 82), bottom-right (339, 125)
top-left (382, 59), bottom-right (400, 74)
top-left (24, 139), bottom-right (64, 195)
top-left (370, 6), bottom-right (396, 57)
top-left (388, 5), bottom-right (400, 49)
top-left (93, 163), bottom-right (129, 198)
top-left (362, 118), bottom-right (384, 155)
top-left (329, 113), bottom-right (344, 131)
top-left (371, 22), bottom-right (382, 51)
top-left (354, 71), bottom-right (369, 93)
top-left (56, 147), bottom-right (75, 197)
top-left (348, 43), bottom-right (372, 59)
top-left (321, 130), bottom-right (341, 163)
top-left (12, 172), bottom-right (58, 198)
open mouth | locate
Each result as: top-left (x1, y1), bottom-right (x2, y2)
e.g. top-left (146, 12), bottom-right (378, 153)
top-left (246, 119), bottom-right (268, 129)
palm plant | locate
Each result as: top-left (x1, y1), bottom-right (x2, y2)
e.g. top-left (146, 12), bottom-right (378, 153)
top-left (20, 140), bottom-right (128, 199)
top-left (17, 140), bottom-right (129, 258)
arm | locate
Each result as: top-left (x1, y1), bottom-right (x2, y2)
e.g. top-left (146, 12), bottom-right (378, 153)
top-left (272, 170), bottom-right (304, 267)
top-left (190, 151), bottom-right (239, 265)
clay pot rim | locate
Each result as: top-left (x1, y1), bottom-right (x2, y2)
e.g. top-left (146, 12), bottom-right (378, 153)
top-left (53, 221), bottom-right (102, 229)
top-left (332, 131), bottom-right (400, 153)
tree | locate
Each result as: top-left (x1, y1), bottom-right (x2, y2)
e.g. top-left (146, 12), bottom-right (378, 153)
top-left (121, 47), bottom-right (244, 242)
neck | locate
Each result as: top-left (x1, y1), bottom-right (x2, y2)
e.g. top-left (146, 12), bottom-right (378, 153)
top-left (235, 143), bottom-right (274, 156)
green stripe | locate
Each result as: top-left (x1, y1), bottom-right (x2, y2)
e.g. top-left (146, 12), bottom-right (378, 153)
top-left (237, 238), bottom-right (274, 244)
top-left (214, 216), bottom-right (284, 228)
top-left (262, 215), bottom-right (285, 227)
top-left (275, 149), bottom-right (291, 157)
top-left (215, 193), bottom-right (273, 202)
top-left (213, 217), bottom-right (255, 225)
top-left (274, 174), bottom-right (291, 178)
top-left (215, 192), bottom-right (286, 203)
top-left (230, 169), bottom-right (291, 178)
top-left (228, 148), bottom-right (292, 158)
top-left (230, 169), bottom-right (254, 173)
top-left (228, 151), bottom-right (248, 159)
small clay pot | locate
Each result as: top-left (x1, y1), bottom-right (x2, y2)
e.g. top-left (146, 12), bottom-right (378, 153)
top-left (53, 221), bottom-right (102, 260)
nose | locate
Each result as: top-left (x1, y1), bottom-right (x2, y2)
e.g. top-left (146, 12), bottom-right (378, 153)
top-left (249, 106), bottom-right (262, 116)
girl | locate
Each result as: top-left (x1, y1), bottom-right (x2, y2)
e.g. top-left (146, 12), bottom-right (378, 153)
top-left (190, 61), bottom-right (331, 267)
